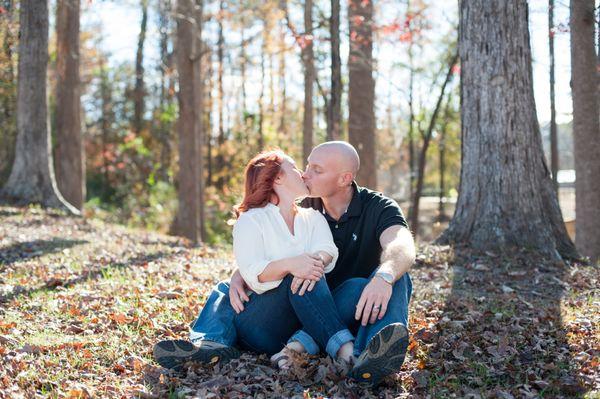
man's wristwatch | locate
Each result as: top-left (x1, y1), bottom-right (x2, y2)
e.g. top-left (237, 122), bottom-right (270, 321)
top-left (375, 271), bottom-right (394, 285)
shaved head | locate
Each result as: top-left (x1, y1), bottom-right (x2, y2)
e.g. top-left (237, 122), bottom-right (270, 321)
top-left (312, 141), bottom-right (360, 177)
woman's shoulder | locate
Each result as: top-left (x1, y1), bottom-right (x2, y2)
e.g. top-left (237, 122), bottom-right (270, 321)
top-left (298, 205), bottom-right (325, 221)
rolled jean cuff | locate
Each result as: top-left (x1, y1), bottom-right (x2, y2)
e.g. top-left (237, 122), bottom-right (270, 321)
top-left (189, 331), bottom-right (232, 347)
top-left (288, 330), bottom-right (320, 355)
top-left (325, 328), bottom-right (354, 359)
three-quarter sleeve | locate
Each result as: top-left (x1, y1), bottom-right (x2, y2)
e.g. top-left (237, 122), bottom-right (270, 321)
top-left (233, 214), bottom-right (282, 294)
top-left (308, 210), bottom-right (339, 273)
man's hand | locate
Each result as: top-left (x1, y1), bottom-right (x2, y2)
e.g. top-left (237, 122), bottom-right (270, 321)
top-left (355, 276), bottom-right (393, 326)
top-left (229, 269), bottom-right (250, 314)
top-left (290, 277), bottom-right (316, 296)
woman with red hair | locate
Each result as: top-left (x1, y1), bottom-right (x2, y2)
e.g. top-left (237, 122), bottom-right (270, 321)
top-left (154, 150), bottom-right (355, 370)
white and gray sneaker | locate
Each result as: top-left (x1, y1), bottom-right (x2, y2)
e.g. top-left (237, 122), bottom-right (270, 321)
top-left (153, 339), bottom-right (240, 371)
top-left (349, 323), bottom-right (409, 385)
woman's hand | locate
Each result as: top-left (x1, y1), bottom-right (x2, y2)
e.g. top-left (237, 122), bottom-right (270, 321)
top-left (289, 253), bottom-right (324, 281)
top-left (290, 277), bottom-right (317, 296)
top-left (229, 269), bottom-right (250, 314)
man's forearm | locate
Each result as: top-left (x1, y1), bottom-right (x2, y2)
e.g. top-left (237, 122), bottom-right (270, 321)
top-left (377, 228), bottom-right (416, 281)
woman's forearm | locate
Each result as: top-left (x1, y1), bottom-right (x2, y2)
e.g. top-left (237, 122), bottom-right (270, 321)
top-left (257, 258), bottom-right (292, 283)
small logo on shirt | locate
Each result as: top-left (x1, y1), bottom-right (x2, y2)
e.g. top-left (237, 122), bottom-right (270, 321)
top-left (352, 233), bottom-right (358, 241)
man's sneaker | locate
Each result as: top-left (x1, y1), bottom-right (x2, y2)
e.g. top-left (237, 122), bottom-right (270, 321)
top-left (349, 323), bottom-right (409, 385)
top-left (153, 339), bottom-right (240, 371)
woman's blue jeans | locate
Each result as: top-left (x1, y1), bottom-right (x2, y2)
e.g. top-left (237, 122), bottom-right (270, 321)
top-left (190, 273), bottom-right (412, 358)
top-left (191, 274), bottom-right (353, 358)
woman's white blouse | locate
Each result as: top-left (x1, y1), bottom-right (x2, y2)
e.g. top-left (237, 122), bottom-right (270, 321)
top-left (233, 203), bottom-right (339, 294)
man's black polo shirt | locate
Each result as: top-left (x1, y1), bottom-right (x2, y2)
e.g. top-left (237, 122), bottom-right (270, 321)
top-left (301, 182), bottom-right (409, 290)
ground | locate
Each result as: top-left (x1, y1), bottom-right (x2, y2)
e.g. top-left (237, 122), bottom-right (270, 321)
top-left (0, 205), bottom-right (598, 398)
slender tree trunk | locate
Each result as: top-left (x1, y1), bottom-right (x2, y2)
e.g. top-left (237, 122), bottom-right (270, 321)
top-left (549, 0), bottom-right (558, 192)
top-left (348, 0), bottom-right (376, 188)
top-left (172, 0), bottom-right (205, 244)
top-left (133, 0), bottom-right (148, 134)
top-left (410, 54), bottom-right (457, 236)
top-left (258, 24), bottom-right (266, 150)
top-left (570, 0), bottom-right (600, 261)
top-left (408, 39), bottom-right (415, 202)
top-left (205, 44), bottom-right (213, 187)
top-left (215, 0), bottom-right (225, 189)
top-left (438, 93), bottom-right (452, 222)
top-left (327, 0), bottom-right (341, 141)
top-left (1, 0), bottom-right (78, 214)
top-left (240, 21), bottom-right (248, 114)
top-left (278, 24), bottom-right (287, 140)
top-left (302, 0), bottom-right (314, 166)
top-left (157, 0), bottom-right (173, 182)
top-left (438, 0), bottom-right (577, 260)
top-left (55, 0), bottom-right (84, 210)
top-left (99, 58), bottom-right (112, 195)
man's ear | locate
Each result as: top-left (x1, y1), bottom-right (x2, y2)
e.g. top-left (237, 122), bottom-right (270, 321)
top-left (338, 171), bottom-right (353, 187)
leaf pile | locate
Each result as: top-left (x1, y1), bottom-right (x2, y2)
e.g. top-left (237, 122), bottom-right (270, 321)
top-left (0, 206), bottom-right (597, 398)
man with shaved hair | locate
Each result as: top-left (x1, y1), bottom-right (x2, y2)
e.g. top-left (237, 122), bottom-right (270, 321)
top-left (154, 141), bottom-right (415, 385)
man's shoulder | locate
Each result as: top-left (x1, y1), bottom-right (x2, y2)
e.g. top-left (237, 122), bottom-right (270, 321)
top-left (357, 185), bottom-right (400, 209)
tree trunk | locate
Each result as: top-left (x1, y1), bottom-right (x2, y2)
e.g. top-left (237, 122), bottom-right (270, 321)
top-left (0, 0), bottom-right (17, 186)
top-left (438, 93), bottom-right (453, 222)
top-left (278, 24), bottom-right (287, 141)
top-left (549, 0), bottom-right (558, 192)
top-left (348, 0), bottom-right (376, 188)
top-left (438, 0), bottom-right (576, 260)
top-left (570, 0), bottom-right (600, 261)
top-left (327, 0), bottom-right (341, 141)
top-left (410, 54), bottom-right (457, 236)
top-left (172, 0), bottom-right (205, 244)
top-left (1, 0), bottom-right (78, 214)
top-left (99, 58), bottom-right (113, 196)
top-left (157, 0), bottom-right (173, 183)
top-left (215, 0), bottom-right (225, 189)
top-left (133, 0), bottom-right (148, 134)
top-left (205, 44), bottom-right (213, 187)
top-left (258, 24), bottom-right (266, 150)
top-left (55, 0), bottom-right (84, 210)
top-left (302, 0), bottom-right (314, 167)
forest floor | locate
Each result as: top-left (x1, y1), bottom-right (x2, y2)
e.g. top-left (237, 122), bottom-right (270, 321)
top-left (0, 205), bottom-right (598, 398)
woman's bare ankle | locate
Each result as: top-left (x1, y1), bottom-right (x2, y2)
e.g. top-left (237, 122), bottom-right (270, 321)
top-left (286, 341), bottom-right (306, 353)
top-left (336, 341), bottom-right (355, 363)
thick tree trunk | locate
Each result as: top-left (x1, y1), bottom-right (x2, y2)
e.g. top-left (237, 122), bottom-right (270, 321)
top-left (172, 0), bottom-right (205, 244)
top-left (1, 0), bottom-right (78, 214)
top-left (549, 0), bottom-right (558, 192)
top-left (133, 0), bottom-right (148, 134)
top-left (570, 0), bottom-right (600, 261)
top-left (302, 0), bottom-right (314, 167)
top-left (438, 0), bottom-right (576, 260)
top-left (0, 0), bottom-right (17, 186)
top-left (348, 0), bottom-right (376, 188)
top-left (55, 0), bottom-right (84, 210)
top-left (327, 0), bottom-right (341, 141)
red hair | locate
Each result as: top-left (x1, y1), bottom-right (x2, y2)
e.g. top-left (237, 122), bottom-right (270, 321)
top-left (233, 150), bottom-right (286, 218)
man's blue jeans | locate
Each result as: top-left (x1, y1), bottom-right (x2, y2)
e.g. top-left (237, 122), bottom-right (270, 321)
top-left (190, 273), bottom-right (412, 358)
top-left (191, 274), bottom-right (353, 358)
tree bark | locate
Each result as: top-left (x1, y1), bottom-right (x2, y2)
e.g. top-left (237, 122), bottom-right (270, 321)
top-left (215, 0), bottom-right (225, 189)
top-left (570, 0), bottom-right (600, 261)
top-left (0, 0), bottom-right (17, 186)
top-left (133, 0), bottom-right (148, 134)
top-left (172, 0), bottom-right (205, 244)
top-left (348, 0), bottom-right (376, 188)
top-left (55, 0), bottom-right (84, 210)
top-left (437, 0), bottom-right (576, 260)
top-left (549, 0), bottom-right (558, 192)
top-left (278, 24), bottom-right (287, 140)
top-left (1, 0), bottom-right (78, 214)
top-left (302, 0), bottom-right (314, 167)
top-left (327, 0), bottom-right (341, 141)
top-left (157, 0), bottom-right (173, 183)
